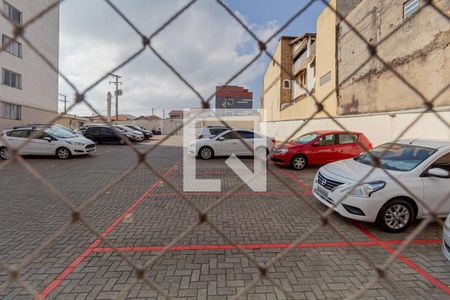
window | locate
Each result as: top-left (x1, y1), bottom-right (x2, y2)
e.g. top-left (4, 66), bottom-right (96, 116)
top-left (355, 143), bottom-right (435, 172)
top-left (318, 134), bottom-right (336, 146)
top-left (282, 79), bottom-right (290, 89)
top-left (431, 152), bottom-right (450, 172)
top-left (238, 131), bottom-right (254, 139)
top-left (403, 0), bottom-right (420, 18)
top-left (101, 127), bottom-right (114, 135)
top-left (221, 131), bottom-right (239, 140)
top-left (292, 133), bottom-right (320, 144)
top-left (0, 101), bottom-right (21, 120)
top-left (320, 71), bottom-right (331, 86)
top-left (2, 35), bottom-right (22, 57)
top-left (210, 128), bottom-right (227, 136)
top-left (3, 1), bottom-right (22, 24)
top-left (338, 134), bottom-right (357, 144)
top-left (2, 68), bottom-right (22, 89)
top-left (296, 71), bottom-right (306, 87)
top-left (9, 130), bottom-right (29, 138)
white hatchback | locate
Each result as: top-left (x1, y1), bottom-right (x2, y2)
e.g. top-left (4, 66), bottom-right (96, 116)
top-left (312, 140), bottom-right (450, 232)
top-left (0, 126), bottom-right (96, 160)
top-left (189, 129), bottom-right (275, 160)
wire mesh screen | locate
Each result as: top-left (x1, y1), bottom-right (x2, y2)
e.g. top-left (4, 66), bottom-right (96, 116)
top-left (0, 0), bottom-right (449, 299)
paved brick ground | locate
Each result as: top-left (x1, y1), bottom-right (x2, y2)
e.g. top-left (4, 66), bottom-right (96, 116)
top-left (0, 144), bottom-right (448, 299)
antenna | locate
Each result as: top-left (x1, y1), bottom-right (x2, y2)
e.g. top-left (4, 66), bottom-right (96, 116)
top-left (409, 132), bottom-right (427, 144)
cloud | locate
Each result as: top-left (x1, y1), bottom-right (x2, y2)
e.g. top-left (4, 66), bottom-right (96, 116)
top-left (57, 0), bottom-right (278, 117)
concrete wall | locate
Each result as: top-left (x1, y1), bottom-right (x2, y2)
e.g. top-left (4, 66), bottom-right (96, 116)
top-left (337, 0), bottom-right (450, 114)
top-left (264, 109), bottom-right (450, 146)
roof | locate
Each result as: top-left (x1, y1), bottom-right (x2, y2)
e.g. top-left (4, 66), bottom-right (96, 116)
top-left (307, 130), bottom-right (363, 135)
top-left (395, 139), bottom-right (450, 149)
top-left (290, 32), bottom-right (316, 45)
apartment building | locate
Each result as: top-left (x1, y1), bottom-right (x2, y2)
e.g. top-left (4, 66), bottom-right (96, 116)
top-left (0, 0), bottom-right (59, 129)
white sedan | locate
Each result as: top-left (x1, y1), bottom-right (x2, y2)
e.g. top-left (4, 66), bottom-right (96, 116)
top-left (312, 139), bottom-right (450, 232)
top-left (189, 129), bottom-right (275, 160)
top-left (0, 125), bottom-right (96, 160)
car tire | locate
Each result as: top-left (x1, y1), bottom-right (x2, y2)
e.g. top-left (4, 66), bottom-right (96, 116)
top-left (291, 154), bottom-right (307, 170)
top-left (198, 146), bottom-right (214, 160)
top-left (376, 199), bottom-right (415, 233)
top-left (56, 147), bottom-right (71, 160)
top-left (255, 146), bottom-right (269, 157)
top-left (0, 147), bottom-right (9, 160)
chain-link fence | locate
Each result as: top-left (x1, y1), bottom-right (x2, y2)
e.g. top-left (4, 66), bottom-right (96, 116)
top-left (0, 0), bottom-right (449, 299)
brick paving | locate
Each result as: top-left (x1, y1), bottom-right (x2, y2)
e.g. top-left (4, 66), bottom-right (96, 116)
top-left (0, 144), bottom-right (449, 299)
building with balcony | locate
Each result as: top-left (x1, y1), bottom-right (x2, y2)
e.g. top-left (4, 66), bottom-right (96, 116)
top-left (0, 0), bottom-right (59, 130)
top-left (260, 0), bottom-right (363, 123)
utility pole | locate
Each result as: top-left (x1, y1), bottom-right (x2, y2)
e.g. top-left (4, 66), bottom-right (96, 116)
top-left (152, 108), bottom-right (154, 116)
top-left (108, 73), bottom-right (122, 121)
top-left (106, 92), bottom-right (112, 122)
top-left (163, 109), bottom-right (165, 119)
top-left (58, 93), bottom-right (68, 114)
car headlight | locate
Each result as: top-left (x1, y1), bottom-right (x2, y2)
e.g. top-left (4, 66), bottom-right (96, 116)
top-left (275, 148), bottom-right (289, 154)
top-left (66, 141), bottom-right (85, 146)
top-left (341, 181), bottom-right (386, 198)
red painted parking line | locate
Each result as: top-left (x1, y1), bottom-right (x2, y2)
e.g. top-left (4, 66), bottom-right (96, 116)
top-left (278, 170), bottom-right (313, 195)
top-left (284, 173), bottom-right (450, 295)
top-left (147, 191), bottom-right (308, 197)
top-left (39, 161), bottom-right (180, 298)
top-left (93, 239), bottom-right (441, 253)
top-left (350, 222), bottom-right (450, 295)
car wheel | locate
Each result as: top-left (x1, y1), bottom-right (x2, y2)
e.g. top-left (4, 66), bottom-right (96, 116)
top-left (0, 147), bottom-right (9, 160)
top-left (255, 146), bottom-right (269, 158)
top-left (291, 155), bottom-right (307, 170)
top-left (199, 146), bottom-right (214, 160)
top-left (377, 199), bottom-right (415, 233)
top-left (56, 147), bottom-right (71, 160)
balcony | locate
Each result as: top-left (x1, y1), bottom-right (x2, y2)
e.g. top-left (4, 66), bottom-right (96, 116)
top-left (292, 42), bottom-right (316, 75)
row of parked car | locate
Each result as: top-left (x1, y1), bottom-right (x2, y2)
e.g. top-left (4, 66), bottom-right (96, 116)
top-left (190, 126), bottom-right (450, 241)
top-left (0, 124), bottom-right (157, 160)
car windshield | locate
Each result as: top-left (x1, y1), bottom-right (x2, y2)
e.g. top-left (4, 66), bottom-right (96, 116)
top-left (45, 127), bottom-right (77, 139)
top-left (354, 143), bottom-right (435, 171)
top-left (291, 133), bottom-right (320, 144)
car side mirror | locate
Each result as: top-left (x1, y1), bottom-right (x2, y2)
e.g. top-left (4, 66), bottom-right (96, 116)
top-left (427, 167), bottom-right (449, 178)
top-left (218, 137), bottom-right (225, 141)
top-left (43, 137), bottom-right (52, 143)
top-left (312, 141), bottom-right (320, 147)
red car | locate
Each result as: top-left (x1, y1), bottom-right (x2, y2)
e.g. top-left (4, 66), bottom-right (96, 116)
top-left (271, 130), bottom-right (373, 170)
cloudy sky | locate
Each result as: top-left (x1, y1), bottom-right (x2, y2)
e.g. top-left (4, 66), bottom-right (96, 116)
top-left (57, 0), bottom-right (325, 117)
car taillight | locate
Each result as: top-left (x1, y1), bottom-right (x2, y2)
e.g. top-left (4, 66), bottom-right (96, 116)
top-left (271, 139), bottom-right (276, 144)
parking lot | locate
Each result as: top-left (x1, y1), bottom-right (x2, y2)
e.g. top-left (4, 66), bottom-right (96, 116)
top-left (0, 142), bottom-right (449, 299)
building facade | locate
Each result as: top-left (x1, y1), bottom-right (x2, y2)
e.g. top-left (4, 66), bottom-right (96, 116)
top-left (261, 0), bottom-right (450, 145)
top-left (0, 0), bottom-right (59, 130)
top-left (337, 0), bottom-right (449, 114)
top-left (215, 85), bottom-right (252, 110)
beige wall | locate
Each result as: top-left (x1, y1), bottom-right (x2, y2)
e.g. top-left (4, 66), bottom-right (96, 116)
top-left (262, 41), bottom-right (282, 122)
top-left (337, 0), bottom-right (450, 114)
top-left (264, 109), bottom-right (450, 147)
top-left (315, 0), bottom-right (338, 116)
top-left (0, 105), bottom-right (57, 130)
